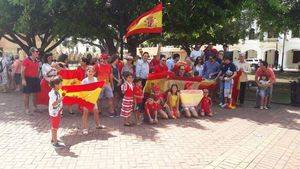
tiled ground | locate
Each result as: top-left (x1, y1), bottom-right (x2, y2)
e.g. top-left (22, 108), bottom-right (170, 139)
top-left (0, 92), bottom-right (299, 169)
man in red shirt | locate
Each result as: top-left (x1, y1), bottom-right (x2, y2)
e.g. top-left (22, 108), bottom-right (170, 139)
top-left (94, 53), bottom-right (115, 117)
top-left (153, 55), bottom-right (168, 73)
top-left (255, 61), bottom-right (276, 108)
top-left (21, 47), bottom-right (41, 115)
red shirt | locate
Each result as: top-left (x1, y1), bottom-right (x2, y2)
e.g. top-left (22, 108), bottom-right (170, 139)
top-left (255, 68), bottom-right (276, 83)
top-left (94, 63), bottom-right (112, 84)
top-left (117, 60), bottom-right (124, 74)
top-left (172, 62), bottom-right (192, 74)
top-left (200, 96), bottom-right (211, 113)
top-left (133, 85), bottom-right (143, 103)
top-left (149, 58), bottom-right (160, 72)
top-left (145, 101), bottom-right (158, 113)
top-left (76, 66), bottom-right (86, 81)
top-left (153, 64), bottom-right (168, 73)
top-left (22, 57), bottom-right (39, 78)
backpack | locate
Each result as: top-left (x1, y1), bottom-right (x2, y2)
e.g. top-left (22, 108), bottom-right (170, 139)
top-left (0, 58), bottom-right (4, 73)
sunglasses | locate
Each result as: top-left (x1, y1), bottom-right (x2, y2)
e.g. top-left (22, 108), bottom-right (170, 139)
top-left (162, 60), bottom-right (166, 62)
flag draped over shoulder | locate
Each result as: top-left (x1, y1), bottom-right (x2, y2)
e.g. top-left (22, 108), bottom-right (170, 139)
top-left (125, 3), bottom-right (163, 38)
top-left (60, 82), bottom-right (104, 111)
top-left (144, 72), bottom-right (217, 94)
top-left (231, 70), bottom-right (243, 107)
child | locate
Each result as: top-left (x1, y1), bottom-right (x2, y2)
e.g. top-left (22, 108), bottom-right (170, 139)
top-left (221, 69), bottom-right (234, 109)
top-left (133, 78), bottom-right (144, 125)
top-left (182, 82), bottom-right (198, 118)
top-left (200, 89), bottom-right (212, 116)
top-left (152, 84), bottom-right (169, 119)
top-left (48, 76), bottom-right (64, 148)
top-left (258, 75), bottom-right (270, 109)
top-left (166, 84), bottom-right (180, 119)
top-left (144, 97), bottom-right (158, 124)
top-left (81, 66), bottom-right (105, 135)
top-left (120, 71), bottom-right (134, 126)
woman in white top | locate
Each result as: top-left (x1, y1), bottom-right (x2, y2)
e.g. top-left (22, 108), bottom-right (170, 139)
top-left (193, 57), bottom-right (204, 76)
top-left (234, 53), bottom-right (251, 105)
top-left (36, 53), bottom-right (57, 106)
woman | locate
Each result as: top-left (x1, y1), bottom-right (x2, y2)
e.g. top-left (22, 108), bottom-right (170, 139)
top-left (193, 57), bottom-right (204, 76)
top-left (121, 55), bottom-right (135, 77)
top-left (12, 55), bottom-right (22, 91)
top-left (234, 53), bottom-right (251, 105)
top-left (36, 53), bottom-right (57, 106)
top-left (111, 55), bottom-right (122, 115)
top-left (57, 54), bottom-right (69, 69)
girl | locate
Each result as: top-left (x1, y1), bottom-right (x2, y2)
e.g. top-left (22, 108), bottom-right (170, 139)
top-left (166, 84), bottom-right (180, 119)
top-left (81, 66), bottom-right (105, 135)
top-left (258, 75), bottom-right (270, 109)
top-left (144, 97), bottom-right (158, 124)
top-left (133, 78), bottom-right (144, 125)
top-left (200, 89), bottom-right (212, 117)
top-left (48, 76), bottom-right (64, 148)
top-left (182, 82), bottom-right (198, 118)
top-left (120, 71), bottom-right (134, 126)
top-left (152, 84), bottom-right (169, 119)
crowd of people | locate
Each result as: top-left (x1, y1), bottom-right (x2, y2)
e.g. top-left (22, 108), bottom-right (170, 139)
top-left (0, 44), bottom-right (276, 148)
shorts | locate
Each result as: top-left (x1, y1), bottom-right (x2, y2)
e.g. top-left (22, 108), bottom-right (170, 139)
top-left (14, 73), bottom-right (21, 85)
top-left (50, 115), bottom-right (61, 129)
top-left (258, 89), bottom-right (267, 97)
top-left (100, 84), bottom-right (114, 99)
top-left (22, 77), bottom-right (41, 94)
top-left (224, 88), bottom-right (232, 98)
top-left (134, 103), bottom-right (143, 111)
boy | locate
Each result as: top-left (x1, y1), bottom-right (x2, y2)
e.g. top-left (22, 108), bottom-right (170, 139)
top-left (48, 76), bottom-right (64, 148)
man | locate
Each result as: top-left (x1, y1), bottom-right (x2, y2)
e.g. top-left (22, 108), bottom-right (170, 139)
top-left (166, 53), bottom-right (180, 71)
top-left (223, 44), bottom-right (233, 61)
top-left (216, 56), bottom-right (237, 107)
top-left (204, 43), bottom-right (218, 61)
top-left (173, 57), bottom-right (193, 75)
top-left (190, 44), bottom-right (203, 61)
top-left (234, 53), bottom-right (251, 105)
top-left (153, 55), bottom-right (168, 73)
top-left (149, 54), bottom-right (160, 73)
top-left (176, 65), bottom-right (191, 78)
top-left (255, 61), bottom-right (276, 108)
top-left (94, 53), bottom-right (115, 117)
top-left (21, 47), bottom-right (41, 114)
top-left (136, 52), bottom-right (150, 87)
top-left (202, 56), bottom-right (220, 79)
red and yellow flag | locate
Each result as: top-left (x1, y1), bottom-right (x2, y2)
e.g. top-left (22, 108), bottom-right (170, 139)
top-left (58, 68), bottom-right (85, 86)
top-left (125, 3), bottom-right (163, 38)
top-left (60, 82), bottom-right (104, 111)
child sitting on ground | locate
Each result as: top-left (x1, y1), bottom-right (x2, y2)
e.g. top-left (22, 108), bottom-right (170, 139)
top-left (81, 66), bottom-right (105, 135)
top-left (200, 89), bottom-right (212, 117)
top-left (144, 97), bottom-right (158, 124)
top-left (120, 71), bottom-right (134, 126)
top-left (133, 78), bottom-right (144, 125)
top-left (152, 84), bottom-right (169, 119)
top-left (48, 76), bottom-right (64, 148)
top-left (258, 75), bottom-right (270, 110)
top-left (182, 82), bottom-right (198, 118)
top-left (166, 84), bottom-right (180, 119)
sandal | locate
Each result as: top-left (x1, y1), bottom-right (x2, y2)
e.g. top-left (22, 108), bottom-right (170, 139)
top-left (124, 123), bottom-right (131, 127)
top-left (82, 129), bottom-right (88, 135)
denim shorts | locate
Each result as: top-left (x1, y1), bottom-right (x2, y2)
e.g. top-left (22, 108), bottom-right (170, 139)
top-left (100, 84), bottom-right (114, 99)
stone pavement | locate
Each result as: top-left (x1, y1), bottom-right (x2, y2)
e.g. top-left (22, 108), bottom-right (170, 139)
top-left (0, 92), bottom-right (300, 169)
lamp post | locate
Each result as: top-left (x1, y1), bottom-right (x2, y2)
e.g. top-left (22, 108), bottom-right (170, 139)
top-left (280, 31), bottom-right (287, 72)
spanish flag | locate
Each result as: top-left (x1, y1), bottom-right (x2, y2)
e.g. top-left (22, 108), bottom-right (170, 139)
top-left (125, 3), bottom-right (163, 38)
top-left (60, 82), bottom-right (104, 111)
top-left (58, 68), bottom-right (85, 86)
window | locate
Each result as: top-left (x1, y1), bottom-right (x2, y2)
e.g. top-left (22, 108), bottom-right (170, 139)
top-left (249, 28), bottom-right (255, 39)
top-left (267, 31), bottom-right (278, 38)
top-left (292, 50), bottom-right (300, 63)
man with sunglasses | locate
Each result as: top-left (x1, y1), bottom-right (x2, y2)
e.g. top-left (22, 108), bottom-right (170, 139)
top-left (94, 53), bottom-right (115, 117)
top-left (153, 54), bottom-right (168, 73)
top-left (21, 47), bottom-right (41, 115)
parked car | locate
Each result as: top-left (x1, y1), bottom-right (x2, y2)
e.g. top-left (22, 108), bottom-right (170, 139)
top-left (246, 58), bottom-right (260, 71)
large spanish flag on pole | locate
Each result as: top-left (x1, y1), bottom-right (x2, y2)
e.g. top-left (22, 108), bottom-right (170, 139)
top-left (125, 3), bottom-right (163, 38)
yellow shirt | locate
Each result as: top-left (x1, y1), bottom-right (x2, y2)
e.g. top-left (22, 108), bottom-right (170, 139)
top-left (170, 94), bottom-right (178, 108)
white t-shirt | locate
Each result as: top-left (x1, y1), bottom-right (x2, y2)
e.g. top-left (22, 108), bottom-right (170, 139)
top-left (48, 89), bottom-right (63, 117)
top-left (42, 63), bottom-right (57, 82)
top-left (82, 77), bottom-right (98, 85)
top-left (234, 61), bottom-right (251, 82)
top-left (190, 50), bottom-right (203, 61)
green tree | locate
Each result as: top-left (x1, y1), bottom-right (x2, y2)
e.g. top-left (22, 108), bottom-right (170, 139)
top-left (0, 0), bottom-right (68, 55)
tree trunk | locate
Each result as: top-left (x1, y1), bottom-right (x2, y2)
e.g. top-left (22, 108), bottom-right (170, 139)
top-left (127, 40), bottom-right (137, 58)
top-left (104, 38), bottom-right (117, 55)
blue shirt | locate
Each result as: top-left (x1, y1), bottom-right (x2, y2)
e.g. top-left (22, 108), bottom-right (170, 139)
top-left (135, 59), bottom-right (149, 79)
top-left (202, 61), bottom-right (220, 79)
top-left (166, 58), bottom-right (175, 71)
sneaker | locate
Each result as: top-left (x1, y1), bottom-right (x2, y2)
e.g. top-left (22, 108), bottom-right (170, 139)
top-left (260, 106), bottom-right (264, 110)
top-left (219, 103), bottom-right (223, 107)
top-left (227, 104), bottom-right (236, 109)
top-left (264, 106), bottom-right (269, 110)
top-left (25, 109), bottom-right (32, 115)
top-left (221, 104), bottom-right (227, 108)
top-left (52, 142), bottom-right (65, 149)
top-left (109, 114), bottom-right (115, 118)
top-left (82, 129), bottom-right (88, 135)
top-left (96, 125), bottom-right (106, 129)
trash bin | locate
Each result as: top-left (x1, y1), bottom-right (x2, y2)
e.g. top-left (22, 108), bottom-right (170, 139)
top-left (290, 78), bottom-right (300, 107)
